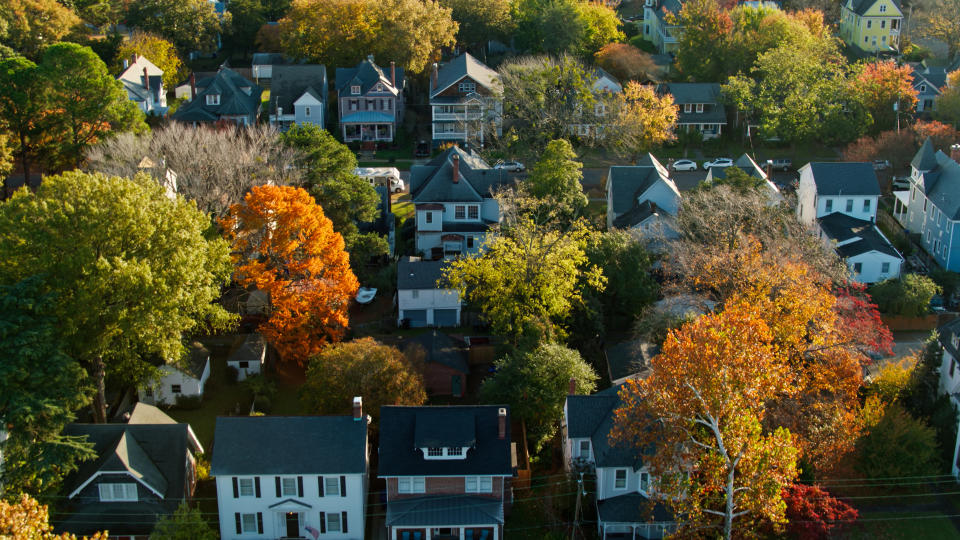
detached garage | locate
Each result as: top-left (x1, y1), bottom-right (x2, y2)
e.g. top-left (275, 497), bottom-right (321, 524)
top-left (396, 257), bottom-right (462, 328)
top-left (402, 309), bottom-right (428, 328)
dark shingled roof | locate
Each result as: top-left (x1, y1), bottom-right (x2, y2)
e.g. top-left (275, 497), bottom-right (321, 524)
top-left (914, 150), bottom-right (960, 220)
top-left (818, 212), bottom-right (901, 259)
top-left (335, 57), bottom-right (404, 97)
top-left (228, 333), bottom-right (265, 364)
top-left (56, 501), bottom-right (171, 536)
top-left (252, 52), bottom-right (286, 66)
top-left (596, 493), bottom-right (674, 524)
top-left (172, 67), bottom-right (262, 124)
top-left (398, 257), bottom-right (449, 290)
top-left (847, 0), bottom-right (900, 16)
top-left (608, 165), bottom-right (677, 220)
top-left (210, 416), bottom-right (367, 475)
top-left (913, 137), bottom-right (938, 171)
top-left (378, 406), bottom-right (513, 477)
top-left (657, 83), bottom-right (727, 125)
top-left (806, 162), bottom-right (880, 196)
top-left (387, 495), bottom-right (504, 526)
top-left (269, 64), bottom-right (328, 117)
top-left (605, 339), bottom-right (656, 381)
top-left (565, 389), bottom-right (647, 469)
top-left (405, 331), bottom-right (469, 374)
top-left (939, 318), bottom-right (960, 363)
top-left (431, 52), bottom-right (500, 98)
top-left (613, 200), bottom-right (660, 229)
top-left (410, 146), bottom-right (513, 203)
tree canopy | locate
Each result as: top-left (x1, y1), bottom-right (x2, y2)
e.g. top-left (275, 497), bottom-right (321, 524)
top-left (439, 0), bottom-right (512, 47)
top-left (851, 61), bottom-right (918, 134)
top-left (115, 32), bottom-right (185, 90)
top-left (127, 0), bottom-right (225, 54)
top-left (511, 0), bottom-right (623, 56)
top-left (149, 502), bottom-right (217, 540)
top-left (917, 0), bottom-right (960, 58)
top-left (0, 495), bottom-right (106, 539)
top-left (608, 81), bottom-right (678, 157)
top-left (0, 0), bottom-right (81, 58)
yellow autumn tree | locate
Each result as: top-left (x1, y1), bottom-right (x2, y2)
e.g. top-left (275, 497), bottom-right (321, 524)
top-left (221, 185), bottom-right (359, 365)
top-left (0, 495), bottom-right (106, 539)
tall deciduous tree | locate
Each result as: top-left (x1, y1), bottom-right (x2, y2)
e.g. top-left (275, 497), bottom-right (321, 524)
top-left (523, 138), bottom-right (588, 222)
top-left (594, 43), bottom-right (659, 82)
top-left (856, 399), bottom-right (940, 479)
top-left (127, 0), bottom-right (225, 55)
top-left (511, 0), bottom-right (623, 56)
top-left (612, 301), bottom-right (800, 538)
top-left (300, 338), bottom-right (426, 428)
top-left (224, 0), bottom-right (268, 58)
top-left (149, 502), bottom-right (217, 540)
top-left (38, 42), bottom-right (146, 169)
top-left (115, 32), bottom-right (185, 90)
top-left (676, 0), bottom-right (732, 82)
top-left (279, 0), bottom-right (379, 68)
top-left (0, 55), bottom-right (49, 186)
top-left (917, 0), bottom-right (960, 58)
top-left (583, 230), bottom-right (660, 331)
top-left (0, 171), bottom-right (235, 423)
top-left (221, 185), bottom-right (359, 366)
top-left (842, 129), bottom-right (918, 171)
top-left (481, 343), bottom-right (597, 451)
top-left (575, 1), bottom-right (624, 57)
top-left (608, 81), bottom-right (678, 157)
top-left (0, 495), bottom-right (106, 538)
top-left (0, 0), bottom-right (80, 58)
top-left (373, 0), bottom-right (458, 75)
top-left (851, 61), bottom-right (918, 134)
top-left (439, 0), bottom-right (512, 47)
top-left (0, 278), bottom-right (95, 500)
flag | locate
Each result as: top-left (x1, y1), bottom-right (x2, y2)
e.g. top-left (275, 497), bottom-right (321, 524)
top-left (305, 526), bottom-right (320, 540)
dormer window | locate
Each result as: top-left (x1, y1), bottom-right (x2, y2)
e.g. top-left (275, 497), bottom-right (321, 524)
top-left (99, 483), bottom-right (137, 502)
top-left (206, 94), bottom-right (220, 106)
top-left (684, 103), bottom-right (692, 113)
top-left (458, 82), bottom-right (476, 93)
top-left (351, 85), bottom-right (361, 95)
top-left (427, 447), bottom-right (443, 457)
top-left (448, 446), bottom-right (463, 456)
top-left (421, 446), bottom-right (467, 459)
top-left (880, 4), bottom-right (886, 12)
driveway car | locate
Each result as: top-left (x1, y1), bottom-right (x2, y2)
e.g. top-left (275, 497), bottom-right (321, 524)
top-left (415, 141), bottom-right (430, 158)
top-left (873, 159), bottom-right (891, 171)
top-left (770, 158), bottom-right (793, 171)
top-left (494, 160), bottom-right (525, 172)
top-left (702, 158), bottom-right (734, 170)
top-left (672, 159), bottom-right (698, 171)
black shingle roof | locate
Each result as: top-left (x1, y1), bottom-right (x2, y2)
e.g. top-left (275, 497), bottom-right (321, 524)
top-left (818, 212), bottom-right (901, 258)
top-left (269, 64), bottom-right (328, 117)
top-left (398, 257), bottom-right (449, 290)
top-left (915, 150), bottom-right (960, 220)
top-left (387, 495), bottom-right (504, 526)
top-left (210, 416), bottom-right (368, 475)
top-left (335, 57), bottom-right (404, 97)
top-left (913, 137), bottom-right (938, 171)
top-left (939, 318), bottom-right (960, 361)
top-left (410, 146), bottom-right (513, 203)
top-left (565, 388), bottom-right (647, 469)
top-left (608, 166), bottom-right (675, 216)
top-left (806, 162), bottom-right (880, 196)
top-left (172, 67), bottom-right (262, 123)
top-left (597, 493), bottom-right (673, 523)
top-left (378, 406), bottom-right (513, 477)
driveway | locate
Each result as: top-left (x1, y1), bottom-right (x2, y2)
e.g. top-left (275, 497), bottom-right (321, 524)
top-left (864, 330), bottom-right (934, 378)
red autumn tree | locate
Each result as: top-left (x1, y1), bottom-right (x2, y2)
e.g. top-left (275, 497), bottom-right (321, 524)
top-left (221, 185), bottom-right (359, 365)
top-left (594, 43), bottom-right (659, 82)
top-left (842, 129), bottom-right (917, 170)
top-left (915, 120), bottom-right (960, 151)
top-left (852, 61), bottom-right (918, 133)
top-left (782, 484), bottom-right (858, 540)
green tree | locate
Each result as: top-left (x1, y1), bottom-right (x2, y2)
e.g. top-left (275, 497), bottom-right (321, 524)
top-left (0, 55), bottom-right (48, 186)
top-left (917, 0), bottom-right (960, 59)
top-left (224, 0), bottom-right (267, 58)
top-left (149, 502), bottom-right (217, 540)
top-left (127, 0), bottom-right (225, 55)
top-left (0, 171), bottom-right (235, 423)
top-left (481, 343), bottom-right (597, 452)
top-left (702, 165), bottom-right (767, 193)
top-left (38, 42), bottom-right (147, 170)
top-left (444, 218), bottom-right (604, 344)
top-left (280, 0), bottom-right (379, 71)
top-left (523, 138), bottom-right (588, 222)
top-left (676, 0), bottom-right (732, 82)
top-left (439, 0), bottom-right (512, 47)
top-left (0, 278), bottom-right (95, 501)
top-left (584, 230), bottom-right (659, 331)
top-left (574, 1), bottom-right (624, 57)
top-left (868, 273), bottom-right (941, 317)
top-left (300, 338), bottom-right (427, 429)
top-left (75, 0), bottom-right (125, 30)
top-left (373, 0), bottom-right (458, 74)
top-left (115, 32), bottom-right (185, 90)
top-left (0, 0), bottom-right (81, 58)
top-left (856, 400), bottom-right (940, 478)
top-left (511, 0), bottom-right (622, 56)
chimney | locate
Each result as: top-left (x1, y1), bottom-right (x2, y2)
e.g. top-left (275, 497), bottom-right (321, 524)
top-left (952, 144), bottom-right (960, 163)
top-left (451, 153), bottom-right (459, 183)
top-left (390, 61), bottom-right (396, 88)
top-left (122, 58), bottom-right (129, 69)
top-left (143, 67), bottom-right (150, 93)
top-left (568, 377), bottom-right (577, 395)
top-left (367, 54), bottom-right (375, 64)
top-left (190, 72), bottom-right (196, 100)
top-left (432, 63), bottom-right (439, 91)
top-left (130, 53), bottom-right (137, 66)
top-left (353, 396), bottom-right (363, 421)
top-left (498, 408), bottom-right (507, 440)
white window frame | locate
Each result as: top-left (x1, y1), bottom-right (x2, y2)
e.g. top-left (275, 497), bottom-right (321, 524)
top-left (206, 94), bottom-right (220, 106)
top-left (351, 85), bottom-right (361, 95)
top-left (98, 482), bottom-right (137, 502)
top-left (428, 447), bottom-right (444, 457)
top-left (468, 205), bottom-right (479, 220)
top-left (241, 513), bottom-right (258, 533)
top-left (465, 476), bottom-right (493, 493)
top-left (281, 477), bottom-right (297, 496)
top-left (683, 103), bottom-right (692, 113)
top-left (171, 384), bottom-right (182, 394)
top-left (411, 290), bottom-right (419, 299)
top-left (639, 471), bottom-right (650, 494)
top-left (455, 205), bottom-right (466, 220)
top-left (846, 199), bottom-right (854, 212)
top-left (238, 477), bottom-right (255, 497)
top-left (695, 103), bottom-right (704, 113)
top-left (880, 4), bottom-right (886, 12)
top-left (305, 107), bottom-right (311, 117)
top-left (398, 477), bottom-right (426, 494)
top-left (325, 476), bottom-right (340, 496)
top-left (579, 440), bottom-right (590, 458)
top-left (425, 211), bottom-right (433, 224)
top-left (614, 469), bottom-right (628, 490)
top-left (864, 199), bottom-right (871, 212)
top-left (327, 511), bottom-right (342, 532)
top-left (458, 81), bottom-right (477, 93)
top-left (448, 446), bottom-right (463, 456)
top-left (881, 262), bottom-right (890, 274)
top-left (825, 199), bottom-right (833, 212)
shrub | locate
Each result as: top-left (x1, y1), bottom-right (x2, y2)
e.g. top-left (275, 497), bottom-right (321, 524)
top-left (195, 453), bottom-right (211, 481)
top-left (868, 273), bottom-right (941, 317)
top-left (243, 373), bottom-right (277, 400)
top-left (252, 395), bottom-right (272, 413)
top-left (174, 394), bottom-right (202, 410)
top-left (224, 365), bottom-right (239, 384)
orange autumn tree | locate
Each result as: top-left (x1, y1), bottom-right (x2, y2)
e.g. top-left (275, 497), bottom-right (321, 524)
top-left (612, 300), bottom-right (800, 539)
top-left (1, 495), bottom-right (106, 539)
top-left (852, 61), bottom-right (918, 133)
top-left (221, 185), bottom-right (359, 365)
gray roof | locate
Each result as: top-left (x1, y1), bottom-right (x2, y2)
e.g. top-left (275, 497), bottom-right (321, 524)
top-left (608, 166), bottom-right (673, 216)
top-left (387, 495), bottom-right (504, 526)
top-left (398, 257), bottom-right (449, 290)
top-left (605, 339), bottom-right (656, 381)
top-left (847, 0), bottom-right (900, 16)
top-left (910, 63), bottom-right (947, 97)
top-left (659, 83), bottom-right (721, 104)
top-left (378, 406), bottom-right (513, 477)
top-left (565, 389), bottom-right (646, 469)
top-left (431, 53), bottom-right (501, 98)
top-left (913, 150), bottom-right (960, 220)
top-left (120, 75), bottom-right (163, 104)
top-left (913, 137), bottom-right (938, 171)
top-left (252, 52), bottom-right (286, 66)
top-left (818, 212), bottom-right (901, 258)
top-left (410, 146), bottom-right (512, 203)
top-left (939, 318), bottom-right (960, 361)
top-left (210, 416), bottom-right (368, 475)
top-left (806, 162), bottom-right (880, 196)
top-left (335, 58), bottom-right (404, 97)
top-left (653, 0), bottom-right (684, 22)
top-left (127, 403), bottom-right (177, 425)
top-left (405, 331), bottom-right (469, 374)
top-left (228, 333), bottom-right (265, 364)
top-left (269, 64), bottom-right (328, 116)
top-left (613, 200), bottom-right (660, 229)
top-left (172, 66), bottom-right (262, 123)
top-left (596, 493), bottom-right (673, 524)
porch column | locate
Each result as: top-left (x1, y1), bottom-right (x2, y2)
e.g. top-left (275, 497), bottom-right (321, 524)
top-left (389, 123), bottom-right (394, 141)
top-left (343, 123), bottom-right (348, 141)
top-left (392, 527), bottom-right (398, 540)
top-left (426, 527), bottom-right (432, 540)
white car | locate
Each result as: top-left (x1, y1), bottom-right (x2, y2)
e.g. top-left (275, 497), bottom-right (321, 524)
top-left (672, 159), bottom-right (698, 171)
top-left (703, 158), bottom-right (734, 170)
top-left (494, 160), bottom-right (525, 172)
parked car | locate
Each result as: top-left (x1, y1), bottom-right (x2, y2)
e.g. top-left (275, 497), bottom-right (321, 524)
top-left (873, 159), bottom-right (891, 171)
top-left (415, 141), bottom-right (430, 158)
top-left (494, 160), bottom-right (525, 172)
top-left (892, 176), bottom-right (911, 191)
top-left (672, 159), bottom-right (698, 171)
top-left (702, 158), bottom-right (734, 170)
top-left (770, 158), bottom-right (793, 171)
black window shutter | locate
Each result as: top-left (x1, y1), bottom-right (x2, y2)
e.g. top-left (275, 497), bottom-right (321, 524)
top-left (318, 476), bottom-right (325, 497)
top-left (342, 511), bottom-right (348, 533)
top-left (234, 513), bottom-right (241, 534)
top-left (340, 475), bottom-right (347, 497)
top-left (319, 511), bottom-right (326, 533)
top-left (257, 512), bottom-right (263, 534)
top-left (232, 477), bottom-right (239, 498)
top-left (298, 476), bottom-right (304, 497)
top-left (255, 477), bottom-right (261, 498)
top-left (275, 476), bottom-right (281, 497)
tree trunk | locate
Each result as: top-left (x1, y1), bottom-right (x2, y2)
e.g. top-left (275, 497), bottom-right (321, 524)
top-left (91, 356), bottom-right (107, 423)
top-left (724, 466), bottom-right (736, 539)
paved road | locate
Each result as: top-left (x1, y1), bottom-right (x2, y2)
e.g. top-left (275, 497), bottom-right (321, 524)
top-left (864, 330), bottom-right (934, 378)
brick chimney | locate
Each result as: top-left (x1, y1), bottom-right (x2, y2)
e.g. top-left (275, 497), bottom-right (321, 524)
top-left (390, 61), bottom-right (396, 88)
top-left (568, 377), bottom-right (577, 395)
top-left (498, 408), bottom-right (507, 440)
top-left (432, 63), bottom-right (439, 91)
top-left (190, 72), bottom-right (196, 100)
top-left (353, 396), bottom-right (363, 421)
top-left (451, 153), bottom-right (459, 183)
top-left (143, 67), bottom-right (150, 94)
top-left (952, 144), bottom-right (960, 163)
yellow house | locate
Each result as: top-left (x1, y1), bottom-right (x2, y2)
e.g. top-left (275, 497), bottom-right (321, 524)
top-left (839, 0), bottom-right (903, 53)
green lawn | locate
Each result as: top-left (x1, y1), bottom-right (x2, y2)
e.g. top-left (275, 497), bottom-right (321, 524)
top-left (358, 160), bottom-right (414, 170)
top-left (844, 511), bottom-right (960, 539)
top-left (393, 193), bottom-right (414, 221)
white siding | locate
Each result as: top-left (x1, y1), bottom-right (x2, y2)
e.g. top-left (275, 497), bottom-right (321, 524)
top-left (397, 288), bottom-right (462, 326)
top-left (139, 361), bottom-right (209, 406)
top-left (845, 251), bottom-right (902, 284)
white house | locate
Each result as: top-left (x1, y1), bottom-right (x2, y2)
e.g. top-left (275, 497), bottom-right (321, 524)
top-left (606, 154), bottom-right (681, 236)
top-left (397, 256), bottom-right (461, 328)
top-left (211, 403), bottom-right (369, 540)
top-left (563, 386), bottom-right (676, 539)
top-left (139, 342), bottom-right (211, 406)
top-left (409, 146), bottom-right (512, 259)
top-left (571, 68), bottom-right (623, 139)
top-left (797, 162), bottom-right (903, 284)
top-left (117, 54), bottom-right (167, 115)
top-left (429, 52), bottom-right (502, 147)
top-left (227, 333), bottom-right (266, 381)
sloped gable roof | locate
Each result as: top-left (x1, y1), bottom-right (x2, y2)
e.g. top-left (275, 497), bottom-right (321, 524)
top-left (566, 388), bottom-right (646, 469)
top-left (98, 431), bottom-right (168, 496)
top-left (405, 330), bottom-right (469, 374)
top-left (335, 58), bottom-right (403, 96)
top-left (847, 0), bottom-right (901, 16)
top-left (431, 53), bottom-right (501, 98)
top-left (818, 212), bottom-right (901, 258)
top-left (172, 67), bottom-right (262, 123)
top-left (411, 146), bottom-right (512, 203)
top-left (912, 137), bottom-right (938, 171)
top-left (917, 150), bottom-right (960, 220)
top-left (806, 162), bottom-right (880, 196)
top-left (608, 166), bottom-right (678, 216)
top-left (270, 64), bottom-right (328, 115)
top-left (398, 257), bottom-right (449, 289)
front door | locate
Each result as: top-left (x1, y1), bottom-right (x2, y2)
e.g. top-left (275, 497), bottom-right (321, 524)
top-left (285, 512), bottom-right (299, 538)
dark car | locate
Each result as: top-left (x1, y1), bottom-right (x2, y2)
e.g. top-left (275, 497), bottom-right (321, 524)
top-left (415, 141), bottom-right (430, 158)
top-left (770, 158), bottom-right (793, 171)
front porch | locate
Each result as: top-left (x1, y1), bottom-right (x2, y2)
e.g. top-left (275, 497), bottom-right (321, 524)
top-left (386, 495), bottom-right (504, 540)
top-left (343, 123), bottom-right (394, 142)
top-left (392, 526), bottom-right (497, 540)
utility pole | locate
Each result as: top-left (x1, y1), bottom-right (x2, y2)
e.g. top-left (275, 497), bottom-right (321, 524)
top-left (571, 472), bottom-right (586, 540)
